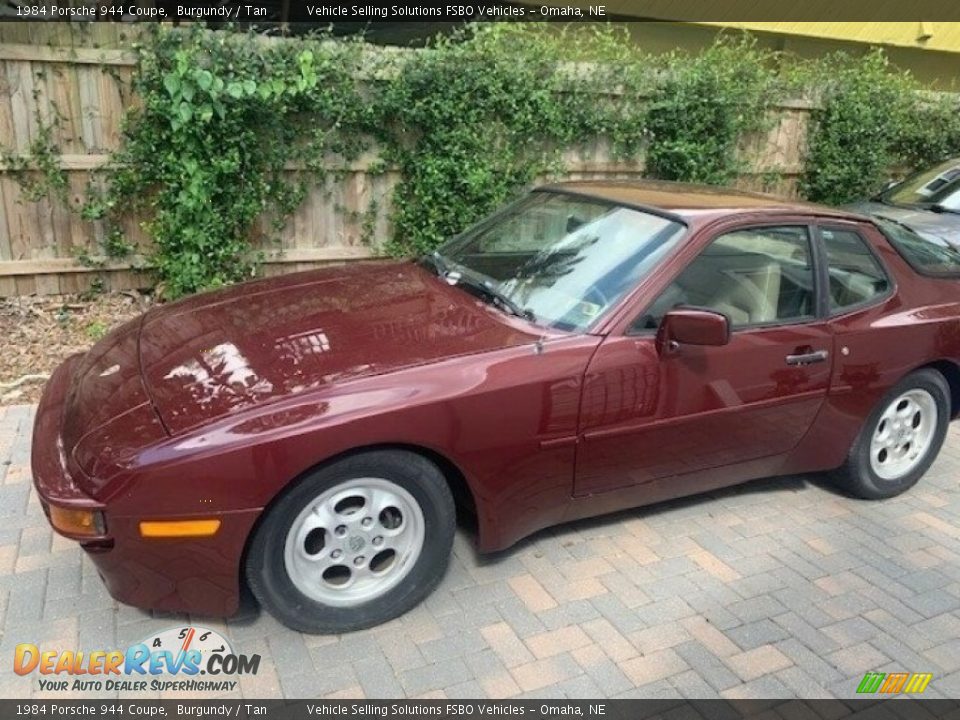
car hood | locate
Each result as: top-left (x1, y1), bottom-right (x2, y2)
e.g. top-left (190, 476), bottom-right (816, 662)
top-left (140, 261), bottom-right (541, 435)
top-left (848, 201), bottom-right (960, 247)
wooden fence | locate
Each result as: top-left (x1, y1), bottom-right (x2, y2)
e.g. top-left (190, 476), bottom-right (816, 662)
top-left (0, 23), bottom-right (812, 297)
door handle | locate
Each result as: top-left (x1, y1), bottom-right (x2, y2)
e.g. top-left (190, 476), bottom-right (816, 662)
top-left (785, 349), bottom-right (829, 366)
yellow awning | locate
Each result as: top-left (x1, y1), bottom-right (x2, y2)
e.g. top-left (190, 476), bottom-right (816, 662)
top-left (694, 22), bottom-right (960, 54)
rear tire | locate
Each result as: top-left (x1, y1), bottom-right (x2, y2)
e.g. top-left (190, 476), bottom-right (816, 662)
top-left (246, 449), bottom-right (455, 634)
top-left (830, 369), bottom-right (949, 500)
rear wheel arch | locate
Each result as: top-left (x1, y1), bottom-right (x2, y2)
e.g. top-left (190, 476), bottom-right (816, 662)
top-left (920, 359), bottom-right (960, 418)
top-left (818, 360), bottom-right (957, 472)
top-left (830, 366), bottom-right (950, 499)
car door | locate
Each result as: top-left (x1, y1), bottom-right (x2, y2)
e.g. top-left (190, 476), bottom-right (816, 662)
top-left (814, 221), bottom-right (898, 462)
top-left (574, 221), bottom-right (835, 495)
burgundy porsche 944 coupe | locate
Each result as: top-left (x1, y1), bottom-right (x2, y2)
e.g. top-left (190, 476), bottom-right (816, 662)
top-left (32, 181), bottom-right (960, 632)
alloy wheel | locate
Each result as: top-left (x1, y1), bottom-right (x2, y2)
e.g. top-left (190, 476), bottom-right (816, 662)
top-left (869, 389), bottom-right (938, 481)
top-left (283, 478), bottom-right (425, 607)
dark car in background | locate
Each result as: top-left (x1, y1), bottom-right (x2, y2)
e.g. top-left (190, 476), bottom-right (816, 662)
top-left (849, 157), bottom-right (960, 248)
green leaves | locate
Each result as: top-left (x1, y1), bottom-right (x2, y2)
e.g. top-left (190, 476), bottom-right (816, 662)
top-left (225, 79), bottom-right (257, 99)
top-left (162, 72), bottom-right (180, 97)
top-left (645, 37), bottom-right (777, 186)
top-left (297, 49), bottom-right (318, 90)
top-left (79, 23), bottom-right (960, 301)
top-left (89, 24), bottom-right (367, 298)
top-left (798, 49), bottom-right (951, 205)
top-left (375, 23), bottom-right (649, 258)
top-left (194, 68), bottom-right (213, 91)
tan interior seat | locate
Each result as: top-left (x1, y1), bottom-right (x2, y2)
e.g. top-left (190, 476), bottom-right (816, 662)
top-left (635, 228), bottom-right (813, 333)
top-left (674, 249), bottom-right (783, 326)
top-left (830, 270), bottom-right (880, 307)
top-left (711, 263), bottom-right (782, 325)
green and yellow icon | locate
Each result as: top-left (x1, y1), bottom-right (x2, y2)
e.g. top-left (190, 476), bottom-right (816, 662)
top-left (857, 672), bottom-right (932, 694)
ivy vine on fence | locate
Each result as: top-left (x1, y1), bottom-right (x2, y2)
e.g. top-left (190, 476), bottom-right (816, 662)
top-left (4, 24), bottom-right (960, 298)
top-left (80, 26), bottom-right (371, 297)
top-left (643, 39), bottom-right (781, 186)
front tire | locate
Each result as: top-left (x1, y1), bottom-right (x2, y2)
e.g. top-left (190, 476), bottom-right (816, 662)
top-left (246, 449), bottom-right (455, 633)
top-left (831, 368), bottom-right (950, 500)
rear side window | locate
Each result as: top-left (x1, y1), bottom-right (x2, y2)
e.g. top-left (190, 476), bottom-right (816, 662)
top-left (820, 227), bottom-right (890, 311)
top-left (875, 218), bottom-right (960, 276)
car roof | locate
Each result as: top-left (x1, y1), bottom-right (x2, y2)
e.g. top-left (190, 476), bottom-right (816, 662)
top-left (539, 179), bottom-right (865, 224)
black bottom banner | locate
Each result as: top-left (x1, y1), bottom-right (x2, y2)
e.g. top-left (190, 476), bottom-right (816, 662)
top-left (5, 699), bottom-right (960, 720)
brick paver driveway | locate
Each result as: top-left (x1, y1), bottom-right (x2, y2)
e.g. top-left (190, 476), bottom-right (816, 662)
top-left (1, 403), bottom-right (959, 700)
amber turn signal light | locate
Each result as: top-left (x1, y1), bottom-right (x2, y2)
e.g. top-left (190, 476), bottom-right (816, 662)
top-left (48, 506), bottom-right (105, 537)
top-left (139, 519), bottom-right (221, 538)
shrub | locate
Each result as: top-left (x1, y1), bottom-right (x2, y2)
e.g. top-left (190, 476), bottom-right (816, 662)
top-left (644, 37), bottom-right (779, 186)
top-left (799, 50), bottom-right (960, 205)
top-left (371, 24), bottom-right (649, 257)
top-left (85, 26), bottom-right (368, 297)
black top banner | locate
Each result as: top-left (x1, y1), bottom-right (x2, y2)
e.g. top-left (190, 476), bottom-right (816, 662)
top-left (4, 1), bottom-right (960, 22)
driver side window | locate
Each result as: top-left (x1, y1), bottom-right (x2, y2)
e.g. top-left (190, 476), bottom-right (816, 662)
top-left (632, 225), bottom-right (815, 332)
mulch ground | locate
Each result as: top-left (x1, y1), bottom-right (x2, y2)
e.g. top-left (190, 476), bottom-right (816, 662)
top-left (0, 292), bottom-right (152, 405)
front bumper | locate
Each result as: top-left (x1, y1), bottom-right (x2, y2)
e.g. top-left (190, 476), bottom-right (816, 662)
top-left (31, 355), bottom-right (257, 617)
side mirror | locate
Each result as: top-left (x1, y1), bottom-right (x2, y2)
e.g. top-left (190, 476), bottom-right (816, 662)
top-left (657, 308), bottom-right (730, 354)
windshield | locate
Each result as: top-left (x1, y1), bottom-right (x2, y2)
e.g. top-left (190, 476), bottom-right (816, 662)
top-left (427, 191), bottom-right (686, 332)
top-left (875, 217), bottom-right (960, 276)
top-left (882, 158), bottom-right (960, 211)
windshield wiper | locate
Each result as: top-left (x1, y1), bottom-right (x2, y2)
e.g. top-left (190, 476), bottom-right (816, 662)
top-left (445, 270), bottom-right (536, 322)
top-left (931, 204), bottom-right (960, 215)
top-left (422, 250), bottom-right (450, 277)
top-left (424, 250), bottom-right (536, 322)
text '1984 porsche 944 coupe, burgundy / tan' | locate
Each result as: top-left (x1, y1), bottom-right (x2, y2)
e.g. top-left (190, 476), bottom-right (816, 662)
top-left (32, 181), bottom-right (960, 632)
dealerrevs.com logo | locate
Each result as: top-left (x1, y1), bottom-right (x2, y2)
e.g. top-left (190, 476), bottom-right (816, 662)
top-left (14, 626), bottom-right (260, 693)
